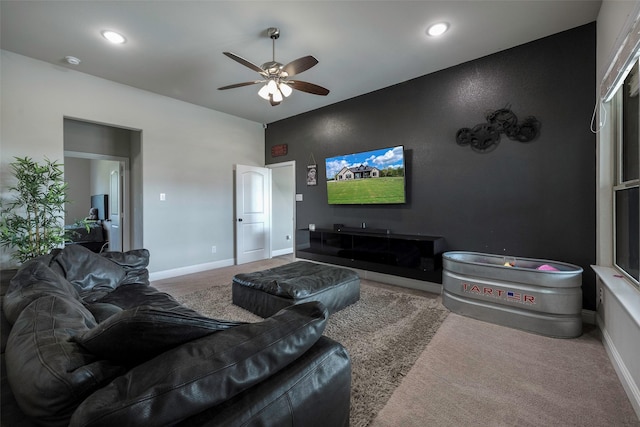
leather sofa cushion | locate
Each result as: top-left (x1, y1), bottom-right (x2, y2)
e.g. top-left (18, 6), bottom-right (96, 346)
top-left (85, 302), bottom-right (123, 323)
top-left (3, 260), bottom-right (80, 324)
top-left (69, 302), bottom-right (329, 427)
top-left (100, 249), bottom-right (150, 285)
top-left (52, 245), bottom-right (126, 299)
top-left (6, 294), bottom-right (126, 427)
top-left (95, 283), bottom-right (212, 320)
top-left (233, 261), bottom-right (359, 299)
top-left (72, 306), bottom-right (245, 365)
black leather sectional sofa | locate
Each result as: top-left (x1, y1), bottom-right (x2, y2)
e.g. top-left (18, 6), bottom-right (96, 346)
top-left (1, 245), bottom-right (351, 426)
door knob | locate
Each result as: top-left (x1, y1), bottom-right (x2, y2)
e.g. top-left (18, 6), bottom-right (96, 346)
top-left (238, 218), bottom-right (243, 222)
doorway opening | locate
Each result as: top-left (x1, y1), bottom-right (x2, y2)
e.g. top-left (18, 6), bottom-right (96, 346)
top-left (268, 161), bottom-right (296, 257)
top-left (63, 118), bottom-right (143, 252)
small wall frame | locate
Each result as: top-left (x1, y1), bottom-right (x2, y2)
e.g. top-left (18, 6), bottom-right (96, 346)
top-left (307, 153), bottom-right (317, 186)
top-left (307, 164), bottom-right (317, 186)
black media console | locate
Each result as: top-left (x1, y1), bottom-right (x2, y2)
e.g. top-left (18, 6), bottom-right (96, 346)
top-left (296, 228), bottom-right (446, 283)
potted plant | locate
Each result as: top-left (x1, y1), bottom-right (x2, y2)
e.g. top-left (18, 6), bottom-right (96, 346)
top-left (0, 156), bottom-right (69, 264)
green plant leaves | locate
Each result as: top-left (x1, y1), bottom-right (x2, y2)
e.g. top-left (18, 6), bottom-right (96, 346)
top-left (0, 156), bottom-right (69, 263)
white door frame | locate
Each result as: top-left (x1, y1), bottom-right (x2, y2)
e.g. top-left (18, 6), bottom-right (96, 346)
top-left (266, 161), bottom-right (296, 257)
top-left (64, 151), bottom-right (130, 251)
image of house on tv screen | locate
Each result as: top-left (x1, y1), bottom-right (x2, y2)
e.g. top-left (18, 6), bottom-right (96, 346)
top-left (325, 145), bottom-right (406, 205)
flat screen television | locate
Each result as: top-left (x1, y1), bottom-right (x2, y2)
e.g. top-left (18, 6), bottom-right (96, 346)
top-left (325, 145), bottom-right (406, 205)
top-left (91, 194), bottom-right (109, 220)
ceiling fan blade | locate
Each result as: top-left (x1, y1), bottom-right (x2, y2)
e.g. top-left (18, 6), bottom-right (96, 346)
top-left (282, 56), bottom-right (318, 76)
top-left (223, 52), bottom-right (265, 74)
top-left (289, 80), bottom-right (330, 96)
top-left (218, 81), bottom-right (263, 90)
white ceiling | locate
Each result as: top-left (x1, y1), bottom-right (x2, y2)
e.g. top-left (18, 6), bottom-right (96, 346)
top-left (0, 1), bottom-right (601, 124)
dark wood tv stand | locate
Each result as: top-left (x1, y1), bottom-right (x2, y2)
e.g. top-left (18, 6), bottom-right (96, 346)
top-left (296, 228), bottom-right (446, 283)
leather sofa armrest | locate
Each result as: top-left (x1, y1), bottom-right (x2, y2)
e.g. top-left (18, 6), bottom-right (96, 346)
top-left (69, 302), bottom-right (328, 427)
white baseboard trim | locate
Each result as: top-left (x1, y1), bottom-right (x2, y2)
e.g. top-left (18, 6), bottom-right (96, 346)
top-left (598, 314), bottom-right (640, 420)
top-left (149, 258), bottom-right (235, 281)
top-left (272, 248), bottom-right (294, 257)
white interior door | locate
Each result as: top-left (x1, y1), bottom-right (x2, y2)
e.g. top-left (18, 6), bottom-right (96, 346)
top-left (235, 164), bottom-right (271, 264)
top-left (109, 165), bottom-right (123, 251)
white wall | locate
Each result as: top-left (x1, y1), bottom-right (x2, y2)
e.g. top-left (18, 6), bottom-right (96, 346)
top-left (0, 50), bottom-right (265, 273)
top-left (595, 0), bottom-right (640, 419)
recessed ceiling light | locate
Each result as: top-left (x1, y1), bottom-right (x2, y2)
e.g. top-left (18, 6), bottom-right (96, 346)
top-left (101, 30), bottom-right (126, 44)
top-left (427, 22), bottom-right (449, 37)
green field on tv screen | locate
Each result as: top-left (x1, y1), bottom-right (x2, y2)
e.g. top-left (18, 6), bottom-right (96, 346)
top-left (327, 177), bottom-right (405, 204)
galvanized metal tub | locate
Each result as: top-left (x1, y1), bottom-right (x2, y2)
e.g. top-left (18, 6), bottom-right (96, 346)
top-left (442, 251), bottom-right (583, 338)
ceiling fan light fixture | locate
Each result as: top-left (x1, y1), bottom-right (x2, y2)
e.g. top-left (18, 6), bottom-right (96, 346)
top-left (280, 82), bottom-right (293, 97)
top-left (258, 84), bottom-right (271, 100)
top-left (220, 26), bottom-right (329, 106)
top-left (266, 79), bottom-right (278, 94)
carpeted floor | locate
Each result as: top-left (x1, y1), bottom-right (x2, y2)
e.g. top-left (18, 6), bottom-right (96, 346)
top-left (371, 312), bottom-right (640, 427)
top-left (153, 257), bottom-right (639, 427)
top-left (174, 278), bottom-right (449, 427)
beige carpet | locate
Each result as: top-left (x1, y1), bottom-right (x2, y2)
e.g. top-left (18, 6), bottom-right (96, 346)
top-left (172, 278), bottom-right (448, 427)
top-left (372, 312), bottom-right (640, 427)
top-left (153, 258), bottom-right (639, 427)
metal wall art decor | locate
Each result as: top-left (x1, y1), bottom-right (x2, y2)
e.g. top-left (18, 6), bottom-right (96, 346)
top-left (456, 107), bottom-right (540, 153)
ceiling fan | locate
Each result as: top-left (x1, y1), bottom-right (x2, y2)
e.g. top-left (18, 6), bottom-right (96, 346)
top-left (218, 27), bottom-right (330, 106)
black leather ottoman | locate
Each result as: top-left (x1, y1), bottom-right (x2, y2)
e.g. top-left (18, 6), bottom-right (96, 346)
top-left (232, 261), bottom-right (360, 318)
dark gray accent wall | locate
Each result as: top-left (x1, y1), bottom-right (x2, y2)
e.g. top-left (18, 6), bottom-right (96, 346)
top-left (265, 23), bottom-right (597, 310)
